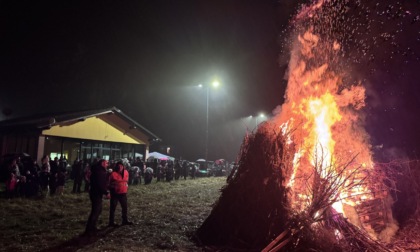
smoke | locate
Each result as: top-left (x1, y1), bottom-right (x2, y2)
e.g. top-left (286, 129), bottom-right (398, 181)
top-left (378, 147), bottom-right (410, 163)
top-left (378, 195), bottom-right (399, 243)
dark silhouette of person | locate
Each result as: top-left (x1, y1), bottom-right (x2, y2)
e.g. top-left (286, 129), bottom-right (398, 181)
top-left (144, 167), bottom-right (153, 184)
top-left (182, 161), bottom-right (188, 180)
top-left (174, 160), bottom-right (181, 180)
top-left (152, 159), bottom-right (158, 177)
top-left (85, 159), bottom-right (110, 235)
top-left (166, 160), bottom-right (174, 182)
top-left (71, 159), bottom-right (84, 193)
top-left (190, 163), bottom-right (196, 179)
top-left (40, 155), bottom-right (50, 192)
top-left (49, 157), bottom-right (59, 195)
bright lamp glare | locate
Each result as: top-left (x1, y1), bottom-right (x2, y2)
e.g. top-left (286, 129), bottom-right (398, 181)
top-left (260, 113), bottom-right (265, 117)
top-left (212, 80), bottom-right (220, 88)
top-left (198, 84), bottom-right (203, 88)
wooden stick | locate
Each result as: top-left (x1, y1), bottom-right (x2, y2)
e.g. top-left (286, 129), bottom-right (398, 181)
top-left (269, 237), bottom-right (292, 252)
top-left (261, 229), bottom-right (289, 252)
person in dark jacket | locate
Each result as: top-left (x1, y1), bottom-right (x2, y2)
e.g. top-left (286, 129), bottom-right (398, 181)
top-left (49, 157), bottom-right (59, 196)
top-left (181, 161), bottom-right (188, 180)
top-left (71, 159), bottom-right (84, 193)
top-left (144, 167), bottom-right (153, 184)
top-left (174, 160), bottom-right (181, 180)
top-left (40, 155), bottom-right (50, 193)
top-left (85, 159), bottom-right (110, 235)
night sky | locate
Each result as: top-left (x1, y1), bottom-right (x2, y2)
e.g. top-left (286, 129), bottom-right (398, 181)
top-left (1, 0), bottom-right (419, 162)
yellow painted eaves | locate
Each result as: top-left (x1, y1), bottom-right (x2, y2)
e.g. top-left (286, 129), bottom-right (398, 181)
top-left (42, 117), bottom-right (143, 144)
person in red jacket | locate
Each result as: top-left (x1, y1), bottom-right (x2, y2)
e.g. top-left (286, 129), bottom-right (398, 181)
top-left (108, 161), bottom-right (133, 226)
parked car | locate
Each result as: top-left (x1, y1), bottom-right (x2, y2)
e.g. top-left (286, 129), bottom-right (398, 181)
top-left (210, 159), bottom-right (229, 177)
top-left (211, 164), bottom-right (227, 177)
top-left (195, 160), bottom-right (210, 177)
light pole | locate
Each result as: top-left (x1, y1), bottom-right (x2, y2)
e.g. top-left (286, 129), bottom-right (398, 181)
top-left (198, 80), bottom-right (220, 162)
top-left (249, 113), bottom-right (266, 128)
top-left (256, 113), bottom-right (266, 127)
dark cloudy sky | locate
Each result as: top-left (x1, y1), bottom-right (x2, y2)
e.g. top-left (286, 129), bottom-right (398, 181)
top-left (0, 0), bottom-right (305, 161)
top-left (0, 0), bottom-right (419, 161)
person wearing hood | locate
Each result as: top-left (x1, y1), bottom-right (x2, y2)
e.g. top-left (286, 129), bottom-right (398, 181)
top-left (108, 161), bottom-right (133, 226)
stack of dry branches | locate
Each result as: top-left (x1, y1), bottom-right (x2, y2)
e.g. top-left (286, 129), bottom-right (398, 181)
top-left (196, 122), bottom-right (292, 250)
top-left (262, 145), bottom-right (394, 251)
top-left (378, 160), bottom-right (420, 251)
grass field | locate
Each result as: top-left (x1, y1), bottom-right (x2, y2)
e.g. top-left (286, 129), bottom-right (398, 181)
top-left (0, 177), bottom-right (226, 252)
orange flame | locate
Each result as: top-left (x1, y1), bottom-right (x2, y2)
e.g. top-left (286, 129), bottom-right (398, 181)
top-left (275, 30), bottom-right (374, 214)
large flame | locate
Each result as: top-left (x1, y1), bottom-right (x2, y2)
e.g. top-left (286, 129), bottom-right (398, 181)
top-left (275, 29), bottom-right (374, 215)
top-left (271, 0), bottom-right (401, 241)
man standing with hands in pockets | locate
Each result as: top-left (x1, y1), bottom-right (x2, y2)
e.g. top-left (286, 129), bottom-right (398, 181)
top-left (85, 159), bottom-right (110, 235)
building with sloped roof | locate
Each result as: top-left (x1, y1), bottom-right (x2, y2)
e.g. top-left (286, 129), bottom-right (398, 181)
top-left (0, 107), bottom-right (161, 164)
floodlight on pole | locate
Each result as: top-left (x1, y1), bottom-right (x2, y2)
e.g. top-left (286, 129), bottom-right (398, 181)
top-left (198, 79), bottom-right (220, 163)
top-left (255, 113), bottom-right (266, 127)
top-left (246, 113), bottom-right (266, 128)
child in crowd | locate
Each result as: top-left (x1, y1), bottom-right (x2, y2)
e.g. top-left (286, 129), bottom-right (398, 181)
top-left (5, 173), bottom-right (17, 199)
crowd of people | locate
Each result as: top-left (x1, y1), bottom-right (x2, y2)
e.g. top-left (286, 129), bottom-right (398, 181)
top-left (1, 155), bottom-right (217, 199)
top-left (2, 155), bottom-right (68, 198)
top-left (1, 154), bottom-right (234, 236)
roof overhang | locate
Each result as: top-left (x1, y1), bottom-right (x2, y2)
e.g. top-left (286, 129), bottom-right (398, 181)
top-left (0, 107), bottom-right (161, 144)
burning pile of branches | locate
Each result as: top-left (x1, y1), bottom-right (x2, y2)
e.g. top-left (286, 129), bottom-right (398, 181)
top-left (196, 0), bottom-right (419, 249)
top-left (265, 151), bottom-right (394, 251)
top-left (196, 122), bottom-right (397, 251)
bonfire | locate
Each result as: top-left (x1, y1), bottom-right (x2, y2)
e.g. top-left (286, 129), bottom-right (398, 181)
top-left (196, 0), bottom-right (419, 251)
